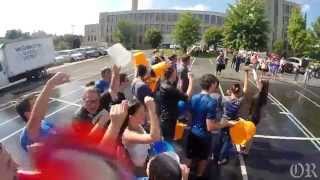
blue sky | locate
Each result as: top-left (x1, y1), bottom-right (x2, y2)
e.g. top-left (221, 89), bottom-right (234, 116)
top-left (0, 0), bottom-right (319, 36)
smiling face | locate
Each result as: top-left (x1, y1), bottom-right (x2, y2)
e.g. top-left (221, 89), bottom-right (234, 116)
top-left (83, 89), bottom-right (100, 114)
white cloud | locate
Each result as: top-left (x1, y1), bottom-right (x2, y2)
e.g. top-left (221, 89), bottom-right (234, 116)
top-left (302, 4), bottom-right (310, 13)
top-left (172, 4), bottom-right (209, 11)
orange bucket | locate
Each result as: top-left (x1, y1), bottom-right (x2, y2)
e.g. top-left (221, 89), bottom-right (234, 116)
top-left (133, 52), bottom-right (149, 66)
top-left (151, 62), bottom-right (169, 78)
top-left (229, 119), bottom-right (256, 145)
top-left (174, 122), bottom-right (187, 140)
top-left (145, 77), bottom-right (159, 93)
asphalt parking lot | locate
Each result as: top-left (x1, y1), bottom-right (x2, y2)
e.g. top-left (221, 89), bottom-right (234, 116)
top-left (0, 53), bottom-right (320, 179)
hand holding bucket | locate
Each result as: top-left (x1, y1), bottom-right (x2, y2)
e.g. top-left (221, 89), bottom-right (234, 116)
top-left (229, 119), bottom-right (256, 145)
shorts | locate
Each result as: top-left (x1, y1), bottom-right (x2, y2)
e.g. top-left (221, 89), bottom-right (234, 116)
top-left (185, 132), bottom-right (212, 160)
top-left (216, 64), bottom-right (225, 72)
top-left (161, 119), bottom-right (177, 141)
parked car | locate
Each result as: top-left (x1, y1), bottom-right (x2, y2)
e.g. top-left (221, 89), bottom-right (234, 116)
top-left (70, 49), bottom-right (86, 61)
top-left (97, 47), bottom-right (108, 56)
top-left (54, 50), bottom-right (72, 63)
top-left (85, 47), bottom-right (100, 58)
top-left (283, 57), bottom-right (309, 74)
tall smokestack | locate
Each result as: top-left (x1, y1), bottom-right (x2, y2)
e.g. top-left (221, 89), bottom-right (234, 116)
top-left (132, 0), bottom-right (138, 11)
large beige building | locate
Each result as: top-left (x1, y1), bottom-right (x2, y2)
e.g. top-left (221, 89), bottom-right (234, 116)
top-left (264, 0), bottom-right (300, 49)
top-left (84, 0), bottom-right (226, 48)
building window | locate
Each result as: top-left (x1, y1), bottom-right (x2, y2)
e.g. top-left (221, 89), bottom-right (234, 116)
top-left (161, 14), bottom-right (166, 22)
top-left (161, 24), bottom-right (166, 33)
top-left (94, 36), bottom-right (96, 41)
top-left (88, 36), bottom-right (90, 41)
top-left (205, 15), bottom-right (209, 24)
top-left (156, 13), bottom-right (160, 22)
top-left (217, 16), bottom-right (223, 25)
top-left (173, 14), bottom-right (178, 22)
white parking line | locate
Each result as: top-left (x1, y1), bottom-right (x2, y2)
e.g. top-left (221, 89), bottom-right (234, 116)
top-left (0, 103), bottom-right (15, 112)
top-left (0, 99), bottom-right (81, 143)
top-left (49, 98), bottom-right (81, 107)
top-left (0, 88), bottom-right (83, 128)
top-left (254, 134), bottom-right (320, 141)
top-left (295, 91), bottom-right (320, 108)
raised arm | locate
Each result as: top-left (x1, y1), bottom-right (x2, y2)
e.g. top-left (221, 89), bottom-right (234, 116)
top-left (99, 101), bottom-right (128, 148)
top-left (243, 68), bottom-right (249, 94)
top-left (186, 72), bottom-right (193, 98)
top-left (27, 73), bottom-right (70, 140)
top-left (122, 97), bottom-right (161, 144)
top-left (109, 65), bottom-right (121, 100)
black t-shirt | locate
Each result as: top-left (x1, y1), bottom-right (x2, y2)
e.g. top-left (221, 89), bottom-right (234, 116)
top-left (72, 106), bottom-right (106, 133)
top-left (157, 80), bottom-right (188, 122)
top-left (100, 92), bottom-right (126, 111)
top-left (178, 65), bottom-right (189, 93)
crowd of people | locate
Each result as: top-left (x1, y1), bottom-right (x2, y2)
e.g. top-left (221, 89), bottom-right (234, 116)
top-left (0, 49), bottom-right (270, 180)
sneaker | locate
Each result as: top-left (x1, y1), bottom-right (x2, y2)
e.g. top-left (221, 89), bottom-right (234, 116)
top-left (217, 158), bottom-right (228, 165)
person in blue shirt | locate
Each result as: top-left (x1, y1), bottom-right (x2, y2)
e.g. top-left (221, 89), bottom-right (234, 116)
top-left (16, 72), bottom-right (70, 152)
top-left (95, 67), bottom-right (112, 93)
top-left (216, 83), bottom-right (242, 165)
top-left (185, 74), bottom-right (237, 179)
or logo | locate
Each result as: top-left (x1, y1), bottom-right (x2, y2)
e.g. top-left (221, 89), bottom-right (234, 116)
top-left (290, 163), bottom-right (318, 179)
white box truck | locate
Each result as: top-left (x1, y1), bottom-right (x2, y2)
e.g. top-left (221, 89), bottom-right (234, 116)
top-left (0, 37), bottom-right (55, 88)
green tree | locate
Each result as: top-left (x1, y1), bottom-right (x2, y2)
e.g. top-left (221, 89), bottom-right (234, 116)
top-left (144, 28), bottom-right (162, 48)
top-left (53, 34), bottom-right (82, 50)
top-left (287, 8), bottom-right (309, 56)
top-left (172, 13), bottom-right (201, 52)
top-left (272, 40), bottom-right (285, 55)
top-left (5, 29), bottom-right (31, 40)
top-left (310, 17), bottom-right (320, 59)
top-left (114, 21), bottom-right (137, 49)
top-left (203, 27), bottom-right (224, 50)
top-left (313, 17), bottom-right (320, 38)
top-left (224, 0), bottom-right (269, 51)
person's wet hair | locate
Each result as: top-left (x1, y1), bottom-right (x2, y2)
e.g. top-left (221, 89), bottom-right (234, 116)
top-left (258, 80), bottom-right (269, 107)
top-left (101, 67), bottom-right (111, 78)
top-left (230, 83), bottom-right (241, 96)
top-left (15, 93), bottom-right (38, 122)
top-left (148, 153), bottom-right (182, 180)
top-left (120, 99), bottom-right (143, 135)
top-left (169, 54), bottom-right (177, 61)
top-left (120, 73), bottom-right (128, 84)
top-left (200, 74), bottom-right (219, 91)
top-left (83, 86), bottom-right (101, 97)
top-left (181, 55), bottom-right (190, 64)
top-left (253, 80), bottom-right (269, 124)
top-left (85, 81), bottom-right (95, 87)
top-left (136, 65), bottom-right (147, 78)
top-left (164, 66), bottom-right (175, 80)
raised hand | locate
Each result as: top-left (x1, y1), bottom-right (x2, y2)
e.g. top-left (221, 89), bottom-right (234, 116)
top-left (48, 72), bottom-right (70, 87)
top-left (144, 96), bottom-right (156, 113)
top-left (109, 100), bottom-right (128, 128)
